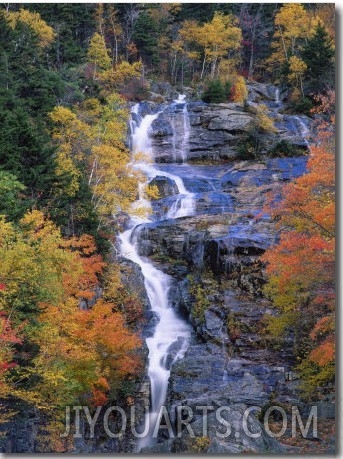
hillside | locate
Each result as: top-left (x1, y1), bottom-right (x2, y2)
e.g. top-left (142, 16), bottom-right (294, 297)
top-left (0, 3), bottom-right (335, 454)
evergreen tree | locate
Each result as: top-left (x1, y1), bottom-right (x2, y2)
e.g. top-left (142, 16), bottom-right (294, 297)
top-left (300, 23), bottom-right (335, 94)
top-left (202, 79), bottom-right (228, 103)
top-left (87, 32), bottom-right (112, 77)
top-left (24, 3), bottom-right (96, 66)
top-left (132, 10), bottom-right (159, 66)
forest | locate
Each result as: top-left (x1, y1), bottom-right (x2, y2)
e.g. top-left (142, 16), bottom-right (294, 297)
top-left (0, 2), bottom-right (335, 453)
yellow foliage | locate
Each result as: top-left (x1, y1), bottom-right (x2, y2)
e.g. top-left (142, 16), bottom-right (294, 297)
top-left (249, 104), bottom-right (277, 133)
top-left (90, 144), bottom-right (139, 217)
top-left (98, 60), bottom-right (143, 93)
top-left (218, 59), bottom-right (239, 82)
top-left (287, 56), bottom-right (307, 91)
top-left (178, 14), bottom-right (242, 79)
top-left (289, 88), bottom-right (302, 103)
top-left (87, 32), bottom-right (112, 76)
top-left (231, 75), bottom-right (248, 103)
top-left (144, 184), bottom-right (160, 200)
top-left (265, 3), bottom-right (315, 75)
top-left (288, 56), bottom-right (307, 77)
top-left (54, 145), bottom-right (81, 198)
top-left (49, 94), bottom-right (140, 227)
top-left (274, 4), bottom-right (313, 51)
top-left (5, 8), bottom-right (55, 48)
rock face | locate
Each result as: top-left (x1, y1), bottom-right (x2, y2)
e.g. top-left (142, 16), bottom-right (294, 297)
top-left (128, 93), bottom-right (332, 452)
top-left (148, 175), bottom-right (179, 198)
top-left (134, 154), bottom-right (324, 453)
top-left (247, 82), bottom-right (282, 102)
top-left (142, 83), bottom-right (313, 164)
top-left (121, 89), bottom-right (329, 453)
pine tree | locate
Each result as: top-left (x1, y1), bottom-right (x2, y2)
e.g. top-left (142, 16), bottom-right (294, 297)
top-left (202, 79), bottom-right (226, 103)
top-left (132, 10), bottom-right (159, 66)
top-left (87, 32), bottom-right (112, 78)
top-left (300, 23), bottom-right (335, 94)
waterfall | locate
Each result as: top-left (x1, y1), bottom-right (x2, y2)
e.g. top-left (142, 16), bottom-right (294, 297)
top-left (295, 116), bottom-right (310, 147)
top-left (119, 226), bottom-right (191, 450)
top-left (130, 100), bottom-right (195, 220)
top-left (119, 102), bottom-right (195, 450)
top-left (180, 96), bottom-right (190, 163)
top-left (131, 109), bottom-right (161, 159)
top-left (168, 94), bottom-right (191, 163)
top-left (166, 194), bottom-right (195, 219)
top-left (275, 87), bottom-right (280, 104)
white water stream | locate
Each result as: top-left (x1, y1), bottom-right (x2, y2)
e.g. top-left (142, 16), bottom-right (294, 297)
top-left (119, 99), bottom-right (193, 450)
top-left (294, 116), bottom-right (310, 147)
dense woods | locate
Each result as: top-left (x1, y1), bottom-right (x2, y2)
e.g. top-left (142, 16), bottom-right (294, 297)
top-left (0, 2), bottom-right (335, 453)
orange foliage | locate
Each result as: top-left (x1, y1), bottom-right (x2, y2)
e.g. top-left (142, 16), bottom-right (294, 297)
top-left (61, 234), bottom-right (106, 301)
top-left (0, 312), bottom-right (22, 396)
top-left (35, 298), bottom-right (141, 407)
top-left (309, 336), bottom-right (335, 366)
top-left (262, 96), bottom-right (335, 390)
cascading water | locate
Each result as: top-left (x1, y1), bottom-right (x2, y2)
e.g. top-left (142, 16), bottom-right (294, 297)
top-left (119, 225), bottom-right (191, 450)
top-left (119, 100), bottom-right (193, 450)
top-left (167, 94), bottom-right (191, 164)
top-left (180, 96), bottom-right (190, 163)
top-left (295, 116), bottom-right (310, 147)
top-left (130, 100), bottom-right (195, 220)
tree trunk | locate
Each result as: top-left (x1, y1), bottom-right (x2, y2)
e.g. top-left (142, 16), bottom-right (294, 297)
top-left (200, 54), bottom-right (206, 80)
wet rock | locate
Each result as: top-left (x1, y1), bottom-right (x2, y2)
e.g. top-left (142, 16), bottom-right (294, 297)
top-left (247, 82), bottom-right (280, 102)
top-left (151, 116), bottom-right (174, 137)
top-left (115, 211), bottom-right (131, 232)
top-left (148, 176), bottom-right (179, 198)
top-left (207, 112), bottom-right (253, 132)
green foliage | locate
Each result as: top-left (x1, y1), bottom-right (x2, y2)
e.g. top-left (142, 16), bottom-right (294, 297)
top-left (187, 275), bottom-right (211, 323)
top-left (287, 97), bottom-right (314, 116)
top-left (296, 359), bottom-right (335, 400)
top-left (25, 3), bottom-right (96, 66)
top-left (300, 23), bottom-right (335, 95)
top-left (236, 134), bottom-right (261, 160)
top-left (202, 79), bottom-right (230, 103)
top-left (0, 172), bottom-right (26, 220)
top-left (132, 11), bottom-right (159, 66)
top-left (268, 140), bottom-right (304, 158)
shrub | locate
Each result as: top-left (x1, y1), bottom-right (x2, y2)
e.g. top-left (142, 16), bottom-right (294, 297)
top-left (229, 75), bottom-right (248, 103)
top-left (268, 140), bottom-right (304, 157)
top-left (288, 97), bottom-right (313, 116)
top-left (202, 79), bottom-right (231, 103)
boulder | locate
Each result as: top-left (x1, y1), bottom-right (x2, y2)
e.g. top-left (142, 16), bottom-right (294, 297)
top-left (151, 115), bottom-right (174, 137)
top-left (207, 113), bottom-right (253, 132)
top-left (247, 82), bottom-right (279, 102)
top-left (148, 176), bottom-right (179, 198)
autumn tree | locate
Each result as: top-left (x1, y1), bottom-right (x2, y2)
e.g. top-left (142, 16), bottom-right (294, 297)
top-left (4, 8), bottom-right (55, 49)
top-left (265, 4), bottom-right (315, 84)
top-left (87, 32), bottom-right (112, 79)
top-left (262, 96), bottom-right (335, 397)
top-left (287, 55), bottom-right (307, 98)
top-left (0, 210), bottom-right (142, 411)
top-left (49, 94), bottom-right (140, 229)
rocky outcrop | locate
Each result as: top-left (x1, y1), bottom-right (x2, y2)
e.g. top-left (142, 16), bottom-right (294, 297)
top-left (247, 82), bottom-right (283, 103)
top-left (133, 153), bottom-right (322, 453)
top-left (140, 86), bottom-right (313, 164)
top-left (148, 176), bottom-right (179, 198)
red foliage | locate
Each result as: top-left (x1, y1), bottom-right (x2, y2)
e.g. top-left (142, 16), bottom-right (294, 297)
top-left (262, 104), bottom-right (335, 378)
